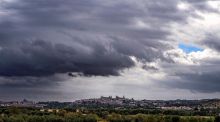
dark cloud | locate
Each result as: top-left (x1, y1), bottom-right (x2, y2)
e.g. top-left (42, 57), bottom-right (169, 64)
top-left (0, 40), bottom-right (134, 77)
top-left (0, 0), bottom-right (192, 78)
top-left (177, 71), bottom-right (220, 93)
top-left (160, 62), bottom-right (220, 93)
top-left (202, 35), bottom-right (220, 52)
top-left (1, 0), bottom-right (220, 99)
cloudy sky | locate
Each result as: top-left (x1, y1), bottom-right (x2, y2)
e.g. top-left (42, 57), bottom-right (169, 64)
top-left (1, 0), bottom-right (220, 101)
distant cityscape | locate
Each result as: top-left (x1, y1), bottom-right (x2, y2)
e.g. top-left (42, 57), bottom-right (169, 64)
top-left (1, 96), bottom-right (220, 111)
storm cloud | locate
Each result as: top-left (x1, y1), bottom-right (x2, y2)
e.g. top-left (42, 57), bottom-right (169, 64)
top-left (0, 0), bottom-right (191, 77)
top-left (1, 0), bottom-right (220, 100)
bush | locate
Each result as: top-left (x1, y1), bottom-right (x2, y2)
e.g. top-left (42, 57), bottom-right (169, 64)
top-left (215, 116), bottom-right (220, 122)
top-left (171, 116), bottom-right (180, 122)
top-left (45, 115), bottom-right (64, 122)
top-left (28, 116), bottom-right (45, 122)
top-left (4, 116), bottom-right (25, 122)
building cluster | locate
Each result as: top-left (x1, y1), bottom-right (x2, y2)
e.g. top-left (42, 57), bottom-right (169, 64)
top-left (73, 96), bottom-right (201, 110)
top-left (0, 99), bottom-right (45, 108)
top-left (0, 97), bottom-right (220, 111)
top-left (74, 96), bottom-right (134, 106)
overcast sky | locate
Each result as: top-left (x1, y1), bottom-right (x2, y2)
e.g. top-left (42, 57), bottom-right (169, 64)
top-left (1, 0), bottom-right (220, 101)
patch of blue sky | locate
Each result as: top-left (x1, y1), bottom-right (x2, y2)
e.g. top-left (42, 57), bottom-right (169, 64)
top-left (178, 43), bottom-right (203, 53)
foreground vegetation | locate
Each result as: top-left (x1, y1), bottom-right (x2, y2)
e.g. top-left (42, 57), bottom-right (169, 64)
top-left (0, 107), bottom-right (220, 122)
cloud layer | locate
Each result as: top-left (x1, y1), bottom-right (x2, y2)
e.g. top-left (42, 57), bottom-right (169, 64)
top-left (1, 0), bottom-right (220, 100)
top-left (0, 0), bottom-right (182, 77)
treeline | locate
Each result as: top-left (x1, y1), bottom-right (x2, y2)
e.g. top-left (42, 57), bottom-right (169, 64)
top-left (107, 114), bottom-right (217, 122)
top-left (0, 113), bottom-right (97, 122)
top-left (1, 107), bottom-right (220, 122)
top-left (1, 114), bottom-right (219, 122)
top-left (78, 108), bottom-right (220, 116)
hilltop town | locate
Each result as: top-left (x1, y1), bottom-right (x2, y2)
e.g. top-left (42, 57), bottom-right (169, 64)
top-left (1, 96), bottom-right (220, 111)
top-left (1, 96), bottom-right (220, 122)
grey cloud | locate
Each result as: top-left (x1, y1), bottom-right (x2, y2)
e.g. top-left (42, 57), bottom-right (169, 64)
top-left (0, 75), bottom-right (63, 88)
top-left (1, 0), bottom-right (218, 98)
top-left (202, 35), bottom-right (220, 52)
top-left (177, 71), bottom-right (220, 93)
top-left (184, 0), bottom-right (220, 13)
top-left (0, 40), bottom-right (134, 77)
top-left (0, 0), bottom-right (193, 78)
top-left (161, 62), bottom-right (220, 93)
